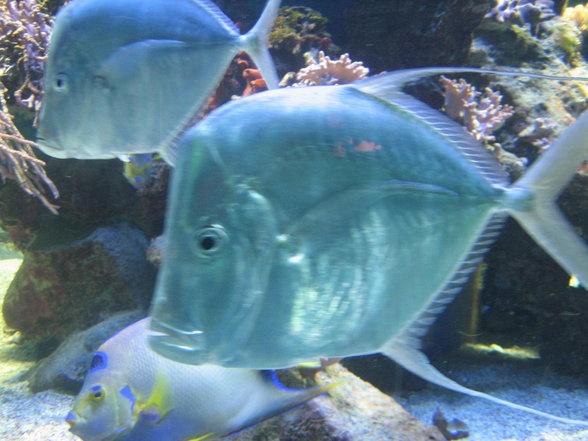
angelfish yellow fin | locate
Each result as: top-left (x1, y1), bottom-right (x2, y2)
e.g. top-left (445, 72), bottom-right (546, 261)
top-left (189, 433), bottom-right (218, 441)
top-left (134, 369), bottom-right (172, 423)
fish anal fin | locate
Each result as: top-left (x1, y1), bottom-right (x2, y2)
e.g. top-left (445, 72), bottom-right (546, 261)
top-left (382, 338), bottom-right (588, 426)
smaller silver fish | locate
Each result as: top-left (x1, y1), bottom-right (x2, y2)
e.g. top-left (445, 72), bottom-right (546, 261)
top-left (37, 0), bottom-right (280, 163)
top-left (66, 317), bottom-right (332, 441)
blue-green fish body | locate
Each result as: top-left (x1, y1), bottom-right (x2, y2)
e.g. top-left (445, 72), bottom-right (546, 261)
top-left (67, 318), bottom-right (330, 441)
top-left (37, 0), bottom-right (280, 162)
top-left (149, 68), bottom-right (588, 424)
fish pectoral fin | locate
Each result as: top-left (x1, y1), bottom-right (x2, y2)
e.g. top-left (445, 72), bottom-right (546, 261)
top-left (98, 39), bottom-right (189, 82)
top-left (381, 338), bottom-right (588, 426)
top-left (134, 370), bottom-right (172, 424)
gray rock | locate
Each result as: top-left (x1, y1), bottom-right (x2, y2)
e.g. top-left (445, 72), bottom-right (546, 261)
top-left (225, 363), bottom-right (447, 441)
top-left (27, 310), bottom-right (144, 394)
top-left (2, 223), bottom-right (155, 340)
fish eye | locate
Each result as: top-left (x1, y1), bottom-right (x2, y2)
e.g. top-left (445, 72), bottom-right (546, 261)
top-left (53, 73), bottom-right (69, 92)
top-left (90, 385), bottom-right (106, 401)
top-left (195, 225), bottom-right (227, 256)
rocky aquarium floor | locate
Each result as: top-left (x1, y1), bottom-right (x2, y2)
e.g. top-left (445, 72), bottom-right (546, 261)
top-left (0, 258), bottom-right (76, 441)
top-left (1, 256), bottom-right (588, 441)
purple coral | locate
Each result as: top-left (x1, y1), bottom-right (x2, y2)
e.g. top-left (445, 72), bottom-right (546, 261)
top-left (0, 0), bottom-right (54, 116)
top-left (486, 0), bottom-right (556, 35)
top-left (0, 0), bottom-right (59, 213)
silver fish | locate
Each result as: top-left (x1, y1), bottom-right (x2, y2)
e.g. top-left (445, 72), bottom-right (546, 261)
top-left (37, 0), bottom-right (280, 163)
top-left (148, 67), bottom-right (588, 424)
top-left (67, 317), bottom-right (332, 441)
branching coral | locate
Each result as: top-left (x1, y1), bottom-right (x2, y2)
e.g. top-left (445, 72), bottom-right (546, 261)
top-left (0, 0), bottom-right (54, 118)
top-left (440, 76), bottom-right (515, 144)
top-left (294, 51), bottom-right (369, 86)
top-left (0, 84), bottom-right (58, 213)
top-left (0, 0), bottom-right (60, 212)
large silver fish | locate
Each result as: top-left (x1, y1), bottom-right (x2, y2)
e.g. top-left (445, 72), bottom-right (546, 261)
top-left (67, 317), bottom-right (332, 441)
top-left (37, 0), bottom-right (280, 163)
top-left (148, 68), bottom-right (588, 424)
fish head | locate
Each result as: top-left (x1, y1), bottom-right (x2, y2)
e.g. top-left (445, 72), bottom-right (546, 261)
top-left (149, 128), bottom-right (280, 365)
top-left (36, 0), bottom-right (134, 159)
top-left (67, 352), bottom-right (134, 441)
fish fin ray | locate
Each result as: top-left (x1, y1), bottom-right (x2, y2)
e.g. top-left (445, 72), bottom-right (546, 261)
top-left (509, 111), bottom-right (588, 288)
top-left (381, 338), bottom-right (588, 426)
top-left (241, 0), bottom-right (280, 88)
top-left (194, 0), bottom-right (239, 35)
top-left (352, 66), bottom-right (588, 98)
top-left (396, 212), bottom-right (507, 348)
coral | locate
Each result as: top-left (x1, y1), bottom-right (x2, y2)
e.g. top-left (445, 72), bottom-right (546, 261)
top-left (0, 0), bottom-right (54, 117)
top-left (563, 3), bottom-right (588, 32)
top-left (0, 0), bottom-right (59, 213)
top-left (268, 6), bottom-right (336, 73)
top-left (0, 85), bottom-right (58, 213)
top-left (440, 76), bottom-right (515, 144)
top-left (551, 19), bottom-right (583, 64)
top-left (294, 51), bottom-right (369, 86)
top-left (516, 117), bottom-right (557, 149)
top-left (486, 0), bottom-right (556, 35)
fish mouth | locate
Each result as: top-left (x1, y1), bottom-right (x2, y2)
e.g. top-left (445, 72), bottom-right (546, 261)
top-left (36, 137), bottom-right (69, 158)
top-left (148, 319), bottom-right (210, 364)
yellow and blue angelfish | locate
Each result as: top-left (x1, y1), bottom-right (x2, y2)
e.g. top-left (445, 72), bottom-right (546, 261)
top-left (66, 317), bottom-right (333, 441)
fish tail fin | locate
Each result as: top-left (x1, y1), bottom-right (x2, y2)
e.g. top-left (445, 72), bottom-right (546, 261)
top-left (382, 339), bottom-right (588, 425)
top-left (241, 0), bottom-right (280, 89)
top-left (506, 111), bottom-right (588, 288)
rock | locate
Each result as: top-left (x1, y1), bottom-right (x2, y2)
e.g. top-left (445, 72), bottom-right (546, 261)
top-left (343, 0), bottom-right (492, 72)
top-left (27, 310), bottom-right (144, 394)
top-left (2, 223), bottom-right (155, 341)
top-left (225, 364), bottom-right (446, 441)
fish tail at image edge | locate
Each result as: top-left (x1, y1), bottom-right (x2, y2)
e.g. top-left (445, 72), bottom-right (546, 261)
top-left (239, 0), bottom-right (281, 89)
top-left (378, 78), bottom-right (588, 426)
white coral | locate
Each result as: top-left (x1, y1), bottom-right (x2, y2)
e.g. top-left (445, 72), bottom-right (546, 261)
top-left (294, 51), bottom-right (369, 86)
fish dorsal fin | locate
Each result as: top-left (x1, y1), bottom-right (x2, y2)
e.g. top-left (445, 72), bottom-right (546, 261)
top-left (380, 213), bottom-right (588, 425)
top-left (353, 73), bottom-right (510, 187)
top-left (352, 66), bottom-right (588, 98)
top-left (192, 0), bottom-right (239, 35)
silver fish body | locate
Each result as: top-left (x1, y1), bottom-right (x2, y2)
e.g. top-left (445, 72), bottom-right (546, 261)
top-left (150, 83), bottom-right (508, 367)
top-left (147, 69), bottom-right (588, 425)
top-left (37, 0), bottom-right (280, 162)
top-left (67, 318), bottom-right (329, 441)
